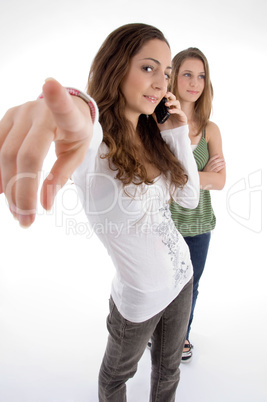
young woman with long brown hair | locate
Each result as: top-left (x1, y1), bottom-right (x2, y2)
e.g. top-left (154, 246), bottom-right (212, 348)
top-left (169, 47), bottom-right (226, 362)
top-left (0, 24), bottom-right (199, 400)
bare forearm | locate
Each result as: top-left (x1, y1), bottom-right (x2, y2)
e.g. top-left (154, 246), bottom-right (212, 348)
top-left (199, 170), bottom-right (226, 190)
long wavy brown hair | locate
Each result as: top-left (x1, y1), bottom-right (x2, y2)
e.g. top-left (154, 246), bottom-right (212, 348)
top-left (169, 47), bottom-right (213, 134)
top-left (87, 23), bottom-right (187, 190)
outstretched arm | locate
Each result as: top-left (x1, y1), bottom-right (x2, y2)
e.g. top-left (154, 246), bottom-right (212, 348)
top-left (0, 79), bottom-right (95, 227)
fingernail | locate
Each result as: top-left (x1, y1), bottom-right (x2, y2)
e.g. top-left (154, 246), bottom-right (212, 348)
top-left (18, 214), bottom-right (35, 228)
top-left (44, 77), bottom-right (56, 83)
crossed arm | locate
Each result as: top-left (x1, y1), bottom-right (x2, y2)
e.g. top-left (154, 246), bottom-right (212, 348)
top-left (199, 120), bottom-right (226, 191)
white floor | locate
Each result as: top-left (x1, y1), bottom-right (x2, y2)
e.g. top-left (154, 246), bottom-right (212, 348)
top-left (0, 196), bottom-right (266, 401)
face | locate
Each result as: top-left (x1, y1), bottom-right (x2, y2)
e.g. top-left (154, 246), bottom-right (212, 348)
top-left (120, 39), bottom-right (171, 125)
top-left (177, 58), bottom-right (205, 103)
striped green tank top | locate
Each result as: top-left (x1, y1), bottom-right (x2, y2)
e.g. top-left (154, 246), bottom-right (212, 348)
top-left (170, 129), bottom-right (216, 237)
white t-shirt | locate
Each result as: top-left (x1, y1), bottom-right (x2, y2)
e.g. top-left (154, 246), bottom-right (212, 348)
top-left (74, 98), bottom-right (200, 323)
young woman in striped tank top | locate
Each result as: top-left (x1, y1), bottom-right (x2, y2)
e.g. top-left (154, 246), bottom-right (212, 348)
top-left (169, 48), bottom-right (226, 362)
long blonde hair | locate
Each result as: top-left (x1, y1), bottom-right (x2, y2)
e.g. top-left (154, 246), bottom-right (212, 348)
top-left (169, 47), bottom-right (213, 134)
top-left (87, 23), bottom-right (187, 189)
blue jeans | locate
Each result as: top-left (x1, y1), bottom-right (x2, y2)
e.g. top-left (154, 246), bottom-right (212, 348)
top-left (184, 232), bottom-right (211, 340)
top-left (98, 278), bottom-right (193, 401)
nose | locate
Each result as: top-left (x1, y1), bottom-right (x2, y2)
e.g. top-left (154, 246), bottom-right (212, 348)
top-left (189, 76), bottom-right (197, 87)
top-left (152, 71), bottom-right (167, 92)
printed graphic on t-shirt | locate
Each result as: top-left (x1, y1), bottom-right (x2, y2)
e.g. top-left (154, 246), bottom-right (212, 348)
top-left (157, 204), bottom-right (190, 286)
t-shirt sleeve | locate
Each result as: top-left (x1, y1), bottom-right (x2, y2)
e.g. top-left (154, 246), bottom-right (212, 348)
top-left (160, 125), bottom-right (200, 209)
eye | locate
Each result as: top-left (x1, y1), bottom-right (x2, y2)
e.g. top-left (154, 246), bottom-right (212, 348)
top-left (199, 74), bottom-right (205, 79)
top-left (184, 73), bottom-right (191, 78)
top-left (142, 65), bottom-right (154, 72)
top-left (165, 73), bottom-right (171, 80)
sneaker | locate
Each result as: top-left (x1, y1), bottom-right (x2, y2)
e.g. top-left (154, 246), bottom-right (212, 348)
top-left (181, 341), bottom-right (193, 362)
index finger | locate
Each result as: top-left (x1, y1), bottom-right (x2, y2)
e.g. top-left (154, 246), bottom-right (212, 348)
top-left (9, 124), bottom-right (55, 227)
top-left (0, 101), bottom-right (55, 224)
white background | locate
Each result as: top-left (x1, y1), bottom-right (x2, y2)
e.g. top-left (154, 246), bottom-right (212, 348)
top-left (0, 0), bottom-right (266, 401)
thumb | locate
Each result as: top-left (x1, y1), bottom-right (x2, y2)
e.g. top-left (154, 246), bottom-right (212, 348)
top-left (42, 78), bottom-right (90, 136)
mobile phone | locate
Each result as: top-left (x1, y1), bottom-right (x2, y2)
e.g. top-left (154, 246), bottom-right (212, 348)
top-left (155, 97), bottom-right (170, 124)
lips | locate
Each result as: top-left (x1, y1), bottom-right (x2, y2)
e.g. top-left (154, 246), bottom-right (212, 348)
top-left (187, 90), bottom-right (199, 95)
top-left (144, 95), bottom-right (158, 104)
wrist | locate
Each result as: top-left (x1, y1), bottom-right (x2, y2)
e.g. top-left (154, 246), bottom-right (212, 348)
top-left (38, 87), bottom-right (97, 123)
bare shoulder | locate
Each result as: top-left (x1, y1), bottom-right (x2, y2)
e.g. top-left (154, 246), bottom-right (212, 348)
top-left (205, 120), bottom-right (222, 143)
top-left (205, 120), bottom-right (224, 158)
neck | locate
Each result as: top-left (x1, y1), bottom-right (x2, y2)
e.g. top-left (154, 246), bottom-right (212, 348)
top-left (124, 109), bottom-right (140, 132)
top-left (180, 100), bottom-right (201, 137)
top-left (180, 100), bottom-right (195, 122)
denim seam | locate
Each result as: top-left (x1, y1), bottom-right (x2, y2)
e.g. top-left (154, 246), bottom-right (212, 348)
top-left (154, 311), bottom-right (165, 402)
top-left (104, 302), bottom-right (126, 394)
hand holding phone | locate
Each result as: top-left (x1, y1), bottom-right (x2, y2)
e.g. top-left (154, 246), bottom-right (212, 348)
top-left (155, 97), bottom-right (170, 124)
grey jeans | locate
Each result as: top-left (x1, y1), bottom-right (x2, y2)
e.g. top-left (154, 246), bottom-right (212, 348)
top-left (98, 277), bottom-right (193, 402)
